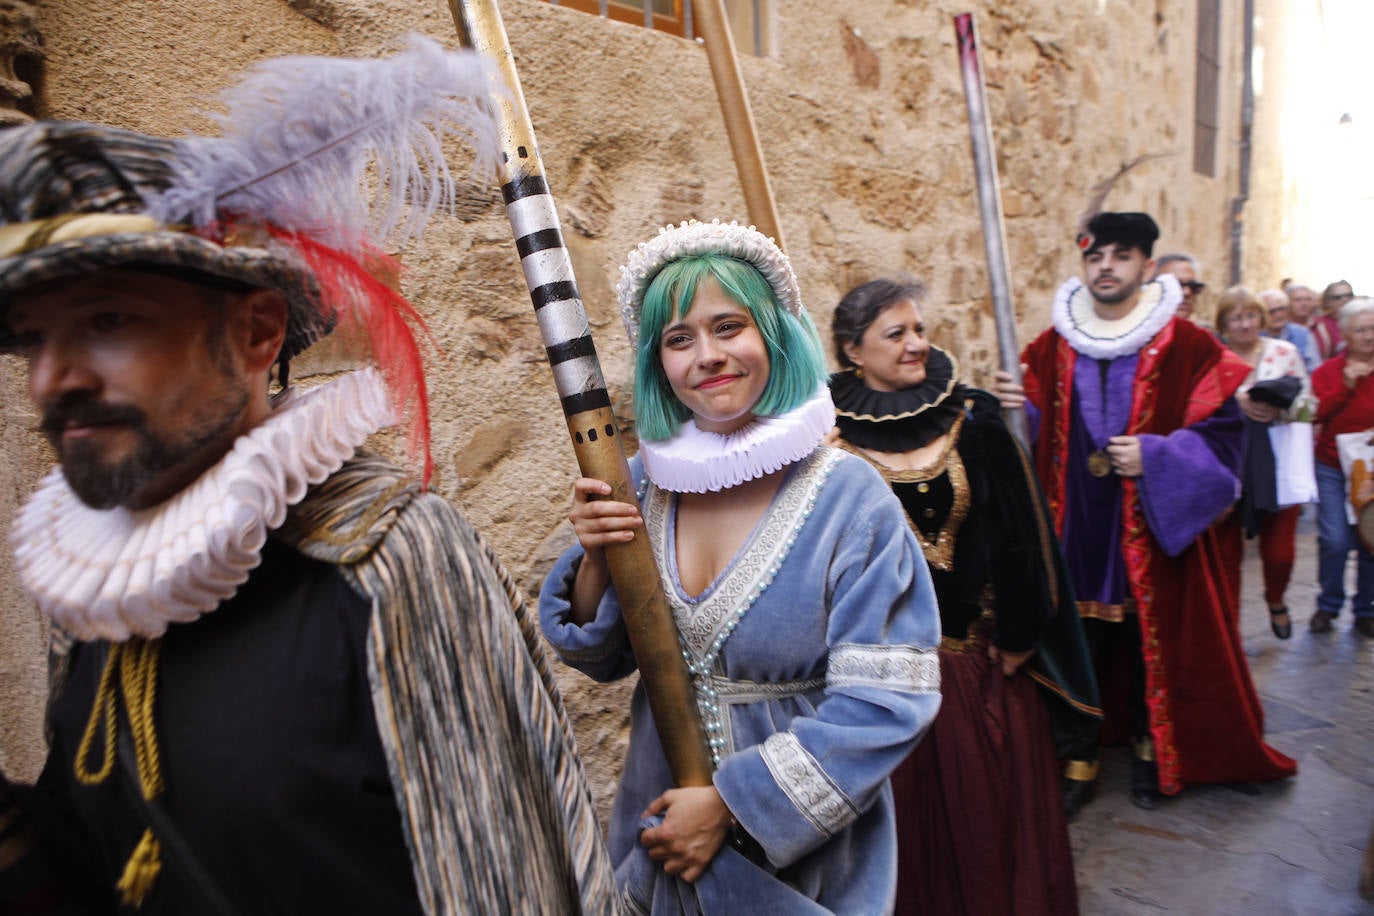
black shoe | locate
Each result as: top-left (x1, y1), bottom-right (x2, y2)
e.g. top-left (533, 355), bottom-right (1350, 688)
top-left (1062, 776), bottom-right (1096, 821)
top-left (1311, 609), bottom-right (1335, 633)
top-left (1130, 756), bottom-right (1161, 810)
top-left (1269, 605), bottom-right (1292, 640)
top-left (1356, 617), bottom-right (1374, 638)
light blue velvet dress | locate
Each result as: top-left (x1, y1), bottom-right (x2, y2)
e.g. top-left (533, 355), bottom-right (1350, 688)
top-left (540, 447), bottom-right (942, 915)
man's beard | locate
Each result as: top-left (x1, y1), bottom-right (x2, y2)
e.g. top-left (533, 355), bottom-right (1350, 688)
top-left (1091, 276), bottom-right (1140, 306)
top-left (41, 388), bottom-right (250, 510)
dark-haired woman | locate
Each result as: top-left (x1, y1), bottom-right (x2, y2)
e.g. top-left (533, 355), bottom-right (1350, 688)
top-left (829, 278), bottom-right (1099, 916)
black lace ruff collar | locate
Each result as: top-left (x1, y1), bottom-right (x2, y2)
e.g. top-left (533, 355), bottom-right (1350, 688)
top-left (829, 346), bottom-right (968, 452)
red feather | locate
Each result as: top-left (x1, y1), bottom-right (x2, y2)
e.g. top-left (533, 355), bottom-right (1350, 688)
top-left (266, 226), bottom-right (435, 488)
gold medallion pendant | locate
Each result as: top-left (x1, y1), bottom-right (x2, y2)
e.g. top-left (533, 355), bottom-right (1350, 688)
top-left (1087, 449), bottom-right (1113, 478)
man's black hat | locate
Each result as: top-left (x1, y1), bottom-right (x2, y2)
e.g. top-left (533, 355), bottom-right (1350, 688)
top-left (1076, 212), bottom-right (1160, 257)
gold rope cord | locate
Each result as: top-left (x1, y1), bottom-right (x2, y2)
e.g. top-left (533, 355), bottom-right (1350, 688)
top-left (73, 638), bottom-right (166, 907)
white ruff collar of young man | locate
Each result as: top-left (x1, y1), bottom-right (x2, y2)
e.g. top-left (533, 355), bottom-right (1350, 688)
top-left (1052, 273), bottom-right (1182, 360)
top-left (10, 368), bottom-right (394, 642)
top-left (616, 219), bottom-right (802, 350)
top-left (639, 385), bottom-right (836, 493)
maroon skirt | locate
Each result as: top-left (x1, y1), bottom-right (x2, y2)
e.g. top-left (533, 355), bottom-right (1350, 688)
top-left (891, 645), bottom-right (1078, 916)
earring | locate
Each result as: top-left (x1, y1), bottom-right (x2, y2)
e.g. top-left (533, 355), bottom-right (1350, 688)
top-left (854, 366), bottom-right (864, 379)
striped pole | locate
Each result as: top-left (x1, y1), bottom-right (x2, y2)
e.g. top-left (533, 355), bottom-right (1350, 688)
top-left (447, 0), bottom-right (715, 789)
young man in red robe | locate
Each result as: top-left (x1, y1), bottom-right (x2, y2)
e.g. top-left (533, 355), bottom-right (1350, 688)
top-left (996, 212), bottom-right (1296, 812)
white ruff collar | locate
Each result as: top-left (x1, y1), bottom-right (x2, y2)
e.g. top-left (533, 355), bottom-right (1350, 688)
top-left (639, 386), bottom-right (836, 493)
top-left (1052, 273), bottom-right (1181, 360)
top-left (10, 369), bottom-right (395, 642)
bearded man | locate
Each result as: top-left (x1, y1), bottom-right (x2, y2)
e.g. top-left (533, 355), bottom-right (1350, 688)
top-left (0, 41), bottom-right (614, 915)
top-left (996, 212), bottom-right (1296, 813)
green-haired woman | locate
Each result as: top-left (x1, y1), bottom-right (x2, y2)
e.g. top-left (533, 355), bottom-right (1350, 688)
top-left (540, 222), bottom-right (942, 914)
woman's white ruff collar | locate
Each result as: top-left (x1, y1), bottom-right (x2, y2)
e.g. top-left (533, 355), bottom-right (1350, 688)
top-left (10, 369), bottom-right (395, 642)
top-left (1052, 273), bottom-right (1182, 360)
top-left (639, 386), bottom-right (836, 493)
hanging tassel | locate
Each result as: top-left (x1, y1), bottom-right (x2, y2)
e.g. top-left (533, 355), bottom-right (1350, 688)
top-left (115, 827), bottom-right (163, 907)
top-left (74, 639), bottom-right (169, 906)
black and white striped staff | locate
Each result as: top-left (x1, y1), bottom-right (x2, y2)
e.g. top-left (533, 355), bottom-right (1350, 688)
top-left (447, 0), bottom-right (715, 789)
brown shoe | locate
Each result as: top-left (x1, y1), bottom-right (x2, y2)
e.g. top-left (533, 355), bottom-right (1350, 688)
top-left (1310, 610), bottom-right (1335, 633)
top-left (1356, 617), bottom-right (1374, 638)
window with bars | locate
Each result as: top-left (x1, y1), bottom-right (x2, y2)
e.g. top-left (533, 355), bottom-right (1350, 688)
top-left (1193, 0), bottom-right (1221, 177)
top-left (544, 0), bottom-right (772, 57)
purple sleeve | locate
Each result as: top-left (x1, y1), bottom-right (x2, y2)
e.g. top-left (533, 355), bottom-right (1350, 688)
top-left (1024, 400), bottom-right (1041, 445)
top-left (1136, 398), bottom-right (1243, 557)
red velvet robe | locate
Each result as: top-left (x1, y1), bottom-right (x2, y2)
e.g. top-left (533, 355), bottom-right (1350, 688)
top-left (1023, 316), bottom-right (1297, 794)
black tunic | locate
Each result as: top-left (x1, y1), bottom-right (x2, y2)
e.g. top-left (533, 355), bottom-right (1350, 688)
top-left (32, 537), bottom-right (424, 915)
top-left (868, 392), bottom-right (1056, 652)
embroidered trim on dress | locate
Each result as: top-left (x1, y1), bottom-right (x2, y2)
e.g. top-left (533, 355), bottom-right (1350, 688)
top-left (11, 369), bottom-right (394, 642)
top-left (1052, 273), bottom-right (1181, 361)
top-left (827, 644), bottom-right (940, 693)
top-left (712, 676), bottom-right (825, 757)
top-left (842, 406), bottom-right (971, 572)
top-left (648, 449), bottom-right (840, 661)
top-left (645, 447), bottom-right (843, 764)
top-left (639, 386), bottom-right (836, 494)
top-left (759, 731), bottom-right (855, 837)
top-left (709, 676), bottom-right (824, 702)
top-left (940, 609), bottom-right (993, 654)
top-left (1077, 599), bottom-right (1132, 623)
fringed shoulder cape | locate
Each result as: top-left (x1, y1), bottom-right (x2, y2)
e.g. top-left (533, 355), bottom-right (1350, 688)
top-left (44, 451), bottom-right (620, 916)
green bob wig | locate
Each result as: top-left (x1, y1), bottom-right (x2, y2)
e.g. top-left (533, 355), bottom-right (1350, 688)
top-left (634, 253), bottom-right (827, 442)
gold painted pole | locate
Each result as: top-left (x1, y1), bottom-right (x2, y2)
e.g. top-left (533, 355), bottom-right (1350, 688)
top-left (447, 0), bottom-right (714, 788)
top-left (693, 0), bottom-right (785, 250)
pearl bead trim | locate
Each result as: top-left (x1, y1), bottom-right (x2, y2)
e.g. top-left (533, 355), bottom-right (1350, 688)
top-left (645, 447), bottom-right (843, 765)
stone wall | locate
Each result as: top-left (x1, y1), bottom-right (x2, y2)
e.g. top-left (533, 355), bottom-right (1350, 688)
top-left (0, 0), bottom-right (1290, 820)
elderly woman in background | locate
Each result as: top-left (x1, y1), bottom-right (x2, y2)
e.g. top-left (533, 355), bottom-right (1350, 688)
top-left (1310, 297), bottom-right (1374, 637)
top-left (1217, 287), bottom-right (1316, 640)
top-left (1259, 287), bottom-right (1321, 373)
top-left (827, 277), bottom-right (1099, 916)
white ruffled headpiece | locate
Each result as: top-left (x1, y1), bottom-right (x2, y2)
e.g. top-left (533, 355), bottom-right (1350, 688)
top-left (615, 219), bottom-right (802, 349)
top-left (10, 369), bottom-right (394, 642)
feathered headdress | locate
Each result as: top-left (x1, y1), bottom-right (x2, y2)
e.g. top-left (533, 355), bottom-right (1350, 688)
top-left (1073, 153), bottom-right (1168, 253)
top-left (0, 34), bottom-right (505, 486)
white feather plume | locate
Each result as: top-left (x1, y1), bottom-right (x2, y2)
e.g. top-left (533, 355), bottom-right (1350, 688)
top-left (147, 34), bottom-right (503, 250)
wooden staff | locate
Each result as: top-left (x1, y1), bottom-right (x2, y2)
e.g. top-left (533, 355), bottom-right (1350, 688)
top-left (693, 0), bottom-right (785, 249)
top-left (955, 12), bottom-right (1029, 447)
top-left (446, 0), bottom-right (714, 788)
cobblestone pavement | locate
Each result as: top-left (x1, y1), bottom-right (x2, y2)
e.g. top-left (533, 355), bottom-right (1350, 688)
top-left (1071, 515), bottom-right (1374, 915)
